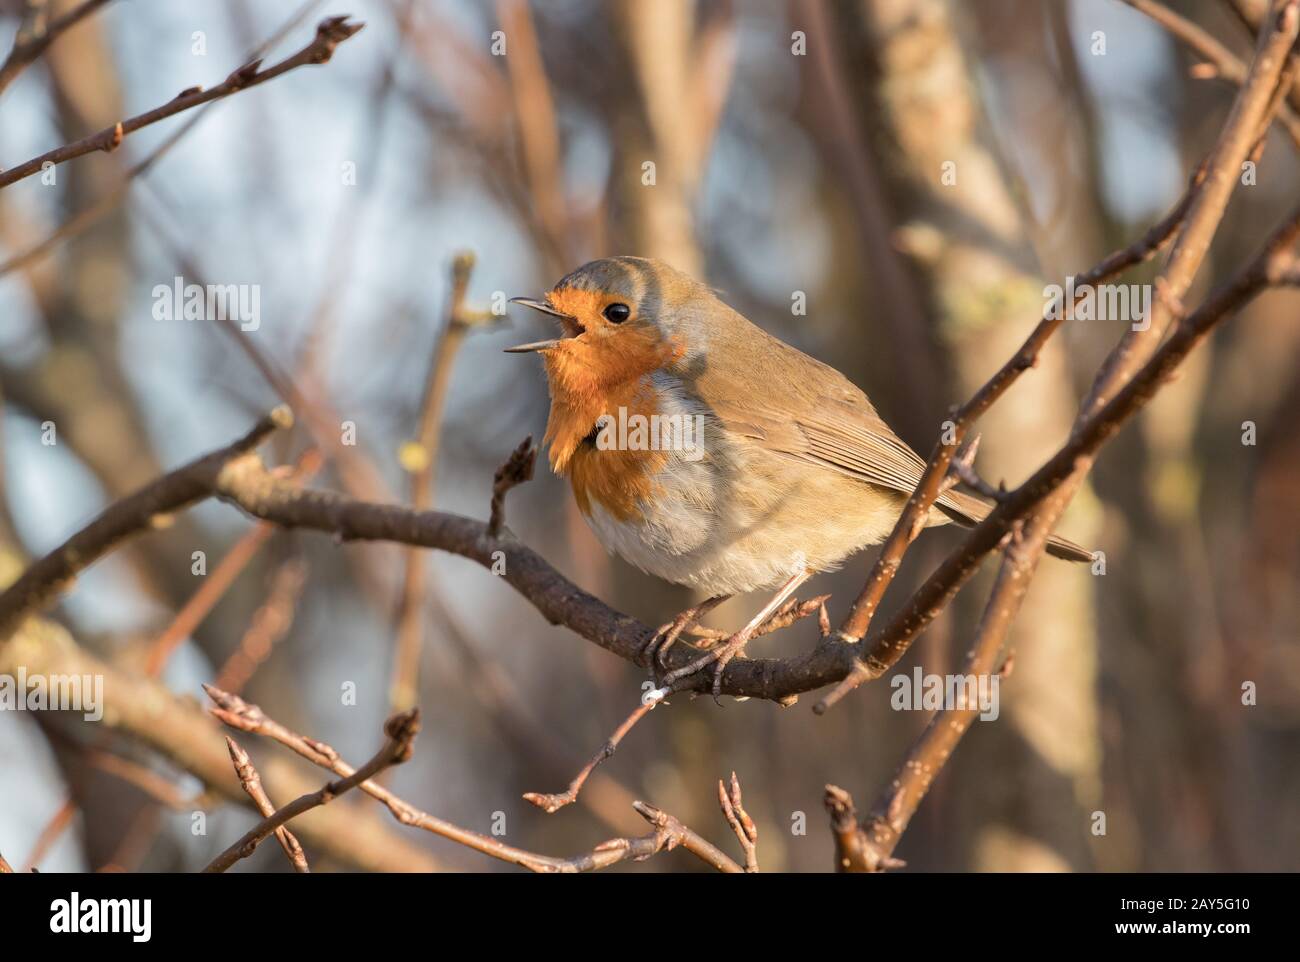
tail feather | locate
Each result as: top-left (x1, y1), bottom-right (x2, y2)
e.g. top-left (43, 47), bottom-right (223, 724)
top-left (935, 488), bottom-right (1093, 563)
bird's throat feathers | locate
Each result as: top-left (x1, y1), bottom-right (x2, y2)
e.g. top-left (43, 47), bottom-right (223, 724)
top-left (540, 321), bottom-right (679, 520)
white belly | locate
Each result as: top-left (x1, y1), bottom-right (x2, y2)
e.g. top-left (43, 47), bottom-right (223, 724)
top-left (582, 464), bottom-right (811, 596)
top-left (581, 432), bottom-right (905, 597)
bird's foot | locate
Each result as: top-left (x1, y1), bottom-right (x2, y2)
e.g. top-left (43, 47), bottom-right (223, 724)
top-left (658, 625), bottom-right (757, 703)
top-left (656, 569), bottom-right (813, 703)
top-left (642, 595), bottom-right (728, 673)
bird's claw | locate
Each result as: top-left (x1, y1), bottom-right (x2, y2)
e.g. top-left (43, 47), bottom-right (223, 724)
top-left (642, 619), bottom-right (685, 674)
top-left (643, 596), bottom-right (727, 676)
top-left (659, 629), bottom-right (751, 703)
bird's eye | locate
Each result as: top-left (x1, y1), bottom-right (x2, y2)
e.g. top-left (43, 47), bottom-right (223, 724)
top-left (603, 302), bottom-right (631, 324)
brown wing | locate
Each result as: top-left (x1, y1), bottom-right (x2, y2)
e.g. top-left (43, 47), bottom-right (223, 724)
top-left (689, 318), bottom-right (945, 495)
top-left (688, 314), bottom-right (1092, 562)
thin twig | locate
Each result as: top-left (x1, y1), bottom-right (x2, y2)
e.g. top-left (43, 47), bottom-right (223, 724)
top-left (523, 700), bottom-right (656, 814)
top-left (1122, 0), bottom-right (1300, 148)
top-left (718, 772), bottom-right (759, 872)
top-left (0, 15), bottom-right (364, 190)
top-left (390, 251), bottom-right (499, 711)
top-left (494, 0), bottom-right (572, 263)
top-left (223, 736), bottom-right (310, 872)
top-left (22, 798), bottom-right (75, 872)
top-left (0, 0), bottom-right (330, 279)
top-left (143, 523), bottom-right (274, 677)
top-left (144, 450), bottom-right (319, 678)
top-left (203, 708), bottom-right (419, 873)
top-left (434, 595), bottom-right (643, 832)
top-left (203, 685), bottom-right (737, 872)
top-left (82, 749), bottom-right (201, 811)
top-left (0, 0), bottom-right (114, 97)
top-left (487, 436), bottom-right (538, 539)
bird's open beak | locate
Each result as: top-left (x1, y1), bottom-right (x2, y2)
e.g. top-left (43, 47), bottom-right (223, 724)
top-left (503, 338), bottom-right (561, 353)
top-left (505, 296), bottom-right (578, 352)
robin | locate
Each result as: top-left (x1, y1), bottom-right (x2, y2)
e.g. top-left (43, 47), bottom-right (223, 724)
top-left (507, 256), bottom-right (1090, 698)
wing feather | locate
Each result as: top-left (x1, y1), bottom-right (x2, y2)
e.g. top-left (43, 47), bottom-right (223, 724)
top-left (672, 305), bottom-right (1092, 562)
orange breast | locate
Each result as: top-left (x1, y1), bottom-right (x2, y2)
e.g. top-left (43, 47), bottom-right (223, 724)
top-left (541, 324), bottom-right (677, 521)
top-left (568, 441), bottom-right (664, 521)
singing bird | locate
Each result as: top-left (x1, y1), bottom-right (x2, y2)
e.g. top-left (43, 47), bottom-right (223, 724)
top-left (507, 257), bottom-right (1089, 697)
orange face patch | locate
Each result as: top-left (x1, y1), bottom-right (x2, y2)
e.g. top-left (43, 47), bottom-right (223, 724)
top-left (545, 287), bottom-right (625, 329)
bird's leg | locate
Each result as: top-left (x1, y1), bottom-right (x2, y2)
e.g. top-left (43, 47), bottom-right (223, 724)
top-left (658, 569), bottom-right (813, 701)
top-left (642, 595), bottom-right (729, 672)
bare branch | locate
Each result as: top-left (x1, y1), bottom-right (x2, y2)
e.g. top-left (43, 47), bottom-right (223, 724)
top-left (213, 558), bottom-right (310, 694)
top-left (0, 15), bottom-right (364, 191)
top-left (819, 2), bottom-right (1300, 868)
top-left (0, 619), bottom-right (441, 871)
top-left (142, 450), bottom-right (320, 678)
top-left (0, 0), bottom-right (114, 97)
top-left (80, 748), bottom-right (202, 812)
top-left (0, 0), bottom-right (330, 279)
top-left (1121, 0), bottom-right (1300, 148)
top-left (391, 250), bottom-right (498, 711)
top-left (223, 737), bottom-right (310, 873)
top-left (523, 700), bottom-right (656, 814)
top-left (203, 709), bottom-right (419, 873)
top-left (812, 182), bottom-right (1196, 714)
top-left (22, 798), bottom-right (75, 872)
top-left (817, 0), bottom-right (1300, 713)
top-left (718, 773), bottom-right (759, 872)
top-left (203, 685), bottom-right (739, 872)
top-left (487, 436), bottom-right (538, 539)
top-left (0, 405), bottom-right (293, 643)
